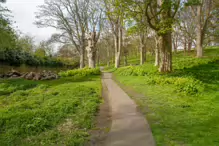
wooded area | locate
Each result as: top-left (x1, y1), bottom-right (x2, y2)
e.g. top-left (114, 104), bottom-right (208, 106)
top-left (1, 0), bottom-right (218, 72)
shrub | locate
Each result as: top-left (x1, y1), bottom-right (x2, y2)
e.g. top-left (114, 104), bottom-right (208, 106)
top-left (115, 64), bottom-right (158, 76)
top-left (59, 68), bottom-right (101, 77)
top-left (140, 75), bottom-right (204, 95)
top-left (0, 48), bottom-right (79, 68)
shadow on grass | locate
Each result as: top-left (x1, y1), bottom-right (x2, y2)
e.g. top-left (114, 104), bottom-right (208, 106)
top-left (0, 75), bottom-right (99, 96)
top-left (169, 60), bottom-right (219, 84)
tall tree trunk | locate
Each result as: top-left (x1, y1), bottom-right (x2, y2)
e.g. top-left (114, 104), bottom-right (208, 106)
top-left (107, 47), bottom-right (110, 67)
top-left (115, 52), bottom-right (120, 68)
top-left (86, 41), bottom-right (94, 68)
top-left (184, 38), bottom-right (187, 56)
top-left (196, 5), bottom-right (203, 58)
top-left (123, 32), bottom-right (128, 66)
top-left (96, 47), bottom-right (100, 67)
top-left (124, 54), bottom-right (128, 66)
top-left (80, 48), bottom-right (85, 68)
top-left (173, 37), bottom-right (177, 53)
top-left (114, 26), bottom-right (122, 68)
top-left (87, 47), bottom-right (96, 68)
top-left (87, 52), bottom-right (96, 68)
top-left (123, 44), bottom-right (128, 66)
top-left (86, 31), bottom-right (99, 68)
top-left (188, 39), bottom-right (192, 55)
top-left (114, 33), bottom-right (119, 68)
top-left (159, 33), bottom-right (172, 72)
top-left (140, 33), bottom-right (146, 65)
top-left (155, 36), bottom-right (161, 67)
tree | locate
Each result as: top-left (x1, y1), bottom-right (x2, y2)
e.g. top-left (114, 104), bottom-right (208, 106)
top-left (104, 0), bottom-right (125, 68)
top-left (35, 0), bottom-right (90, 68)
top-left (57, 44), bottom-right (78, 59)
top-left (186, 0), bottom-right (218, 57)
top-left (86, 31), bottom-right (100, 68)
top-left (38, 40), bottom-right (54, 57)
top-left (177, 6), bottom-right (196, 55)
top-left (16, 35), bottom-right (35, 53)
top-left (86, 1), bottom-right (103, 68)
top-left (35, 48), bottom-right (46, 58)
top-left (0, 1), bottom-right (16, 49)
top-left (145, 0), bottom-right (180, 72)
top-left (97, 22), bottom-right (115, 67)
top-left (124, 0), bottom-right (149, 65)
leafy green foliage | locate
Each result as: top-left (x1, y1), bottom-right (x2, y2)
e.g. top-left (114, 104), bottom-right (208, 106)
top-left (0, 4), bottom-right (17, 49)
top-left (144, 75), bottom-right (203, 95)
top-left (0, 48), bottom-right (79, 67)
top-left (114, 47), bottom-right (219, 95)
top-left (185, 0), bottom-right (202, 6)
top-left (0, 76), bottom-right (101, 145)
top-left (59, 68), bottom-right (101, 77)
top-left (115, 63), bottom-right (158, 76)
top-left (34, 48), bottom-right (46, 60)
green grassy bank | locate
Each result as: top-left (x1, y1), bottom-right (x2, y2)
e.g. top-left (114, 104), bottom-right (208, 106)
top-left (0, 74), bottom-right (101, 145)
top-left (113, 47), bottom-right (219, 146)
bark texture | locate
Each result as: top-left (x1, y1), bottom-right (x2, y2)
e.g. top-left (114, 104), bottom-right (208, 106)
top-left (188, 39), bottom-right (192, 55)
top-left (159, 33), bottom-right (172, 72)
top-left (80, 48), bottom-right (85, 69)
top-left (196, 5), bottom-right (203, 58)
top-left (86, 31), bottom-right (99, 68)
top-left (114, 26), bottom-right (123, 68)
top-left (184, 38), bottom-right (187, 56)
top-left (155, 36), bottom-right (161, 67)
top-left (140, 33), bottom-right (146, 65)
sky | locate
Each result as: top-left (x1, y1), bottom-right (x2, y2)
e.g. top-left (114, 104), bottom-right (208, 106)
top-left (3, 0), bottom-right (57, 44)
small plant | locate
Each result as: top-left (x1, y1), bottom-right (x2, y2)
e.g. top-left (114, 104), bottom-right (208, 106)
top-left (59, 68), bottom-right (101, 77)
top-left (115, 64), bottom-right (158, 76)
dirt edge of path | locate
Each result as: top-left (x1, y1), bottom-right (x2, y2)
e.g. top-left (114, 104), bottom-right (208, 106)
top-left (85, 76), bottom-right (112, 146)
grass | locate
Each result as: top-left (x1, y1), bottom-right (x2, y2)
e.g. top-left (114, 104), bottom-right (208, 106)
top-left (0, 75), bottom-right (101, 146)
top-left (113, 47), bottom-right (219, 146)
top-left (59, 67), bottom-right (101, 77)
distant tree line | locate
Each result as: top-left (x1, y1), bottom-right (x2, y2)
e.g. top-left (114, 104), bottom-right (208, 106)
top-left (1, 0), bottom-right (218, 72)
top-left (35, 0), bottom-right (219, 73)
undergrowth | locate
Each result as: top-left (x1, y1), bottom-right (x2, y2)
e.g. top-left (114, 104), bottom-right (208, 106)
top-left (0, 76), bottom-right (101, 145)
top-left (113, 49), bottom-right (219, 95)
top-left (113, 47), bottom-right (219, 145)
top-left (59, 68), bottom-right (101, 77)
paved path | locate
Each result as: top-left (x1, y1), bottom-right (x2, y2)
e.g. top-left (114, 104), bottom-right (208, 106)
top-left (102, 73), bottom-right (155, 146)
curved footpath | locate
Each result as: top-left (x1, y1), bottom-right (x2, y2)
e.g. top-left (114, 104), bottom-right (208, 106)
top-left (102, 73), bottom-right (155, 146)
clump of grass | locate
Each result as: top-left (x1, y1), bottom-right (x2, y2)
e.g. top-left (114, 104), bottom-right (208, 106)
top-left (115, 63), bottom-right (158, 76)
top-left (103, 66), bottom-right (117, 73)
top-left (0, 80), bottom-right (38, 96)
top-left (59, 68), bottom-right (101, 77)
top-left (143, 75), bottom-right (204, 95)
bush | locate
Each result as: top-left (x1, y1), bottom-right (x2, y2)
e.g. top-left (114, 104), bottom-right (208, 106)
top-left (114, 63), bottom-right (205, 95)
top-left (144, 75), bottom-right (204, 95)
top-left (0, 48), bottom-right (79, 68)
top-left (115, 64), bottom-right (158, 76)
top-left (59, 68), bottom-right (101, 77)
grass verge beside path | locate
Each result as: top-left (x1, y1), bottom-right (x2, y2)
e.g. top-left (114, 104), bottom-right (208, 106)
top-left (0, 75), bottom-right (101, 146)
top-left (113, 47), bottom-right (219, 146)
top-left (115, 75), bottom-right (219, 146)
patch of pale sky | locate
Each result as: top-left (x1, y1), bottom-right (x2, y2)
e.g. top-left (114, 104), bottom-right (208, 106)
top-left (3, 0), bottom-right (58, 44)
